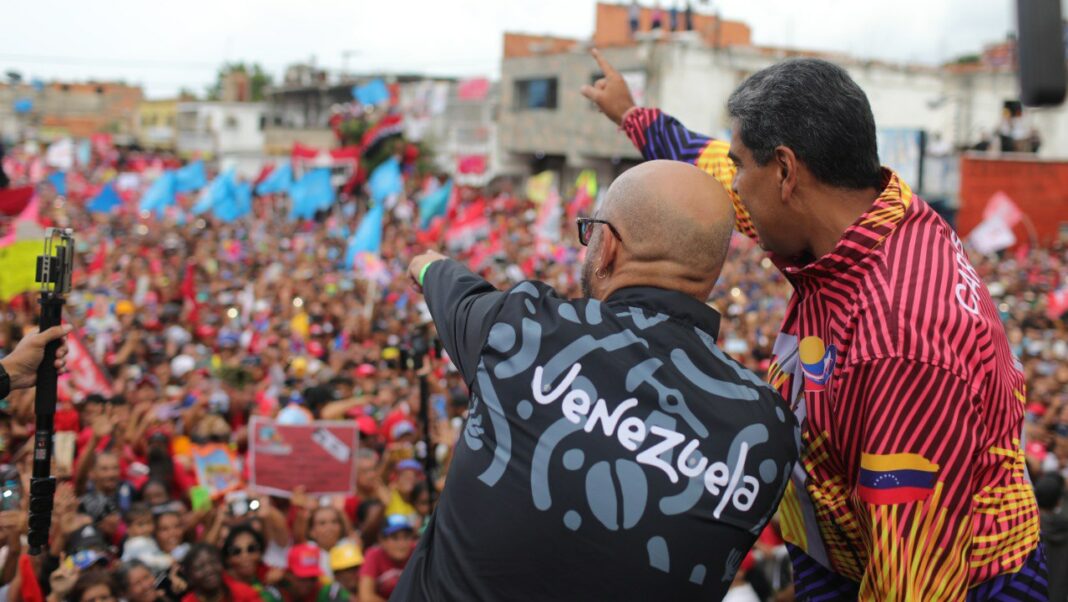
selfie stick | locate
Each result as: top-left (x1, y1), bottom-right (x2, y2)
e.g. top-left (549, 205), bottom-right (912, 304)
top-left (27, 228), bottom-right (74, 555)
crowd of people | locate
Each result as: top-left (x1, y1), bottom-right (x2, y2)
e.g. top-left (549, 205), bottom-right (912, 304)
top-left (0, 137), bottom-right (1064, 602)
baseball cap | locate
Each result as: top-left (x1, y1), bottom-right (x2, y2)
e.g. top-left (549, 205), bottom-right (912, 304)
top-left (71, 549), bottom-right (108, 570)
top-left (329, 543), bottom-right (364, 571)
top-left (287, 543), bottom-right (323, 579)
top-left (355, 364), bottom-right (376, 378)
top-left (66, 524), bottom-right (107, 554)
top-left (381, 514), bottom-right (414, 537)
top-left (390, 420), bottom-right (416, 440)
top-left (353, 415), bottom-right (378, 437)
top-left (394, 459), bottom-right (424, 475)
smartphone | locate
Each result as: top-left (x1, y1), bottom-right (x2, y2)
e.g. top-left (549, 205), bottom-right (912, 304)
top-left (0, 478), bottom-right (20, 511)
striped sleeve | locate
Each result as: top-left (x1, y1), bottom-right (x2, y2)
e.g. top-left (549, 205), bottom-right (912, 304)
top-left (620, 107), bottom-right (757, 240)
top-left (841, 359), bottom-right (979, 600)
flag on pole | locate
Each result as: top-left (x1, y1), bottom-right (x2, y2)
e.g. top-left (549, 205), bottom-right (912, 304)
top-left (87, 183), bottom-right (122, 214)
top-left (525, 171), bottom-right (555, 205)
top-left (289, 168), bottom-right (334, 220)
top-left (418, 180), bottom-right (452, 229)
top-left (0, 197), bottom-right (45, 301)
top-left (140, 171), bottom-right (177, 214)
top-left (345, 203), bottom-right (385, 267)
top-left (983, 191), bottom-right (1023, 227)
top-left (175, 160), bottom-right (207, 193)
top-left (256, 162), bottom-right (293, 195)
top-left (47, 171), bottom-right (67, 196)
top-left (353, 79), bottom-right (391, 106)
top-left (568, 169), bottom-right (598, 219)
top-left (368, 157), bottom-right (404, 204)
top-left (1048, 286), bottom-right (1068, 320)
top-left (194, 170), bottom-right (236, 215)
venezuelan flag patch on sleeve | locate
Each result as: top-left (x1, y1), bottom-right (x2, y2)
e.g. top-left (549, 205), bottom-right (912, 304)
top-left (857, 453), bottom-right (939, 505)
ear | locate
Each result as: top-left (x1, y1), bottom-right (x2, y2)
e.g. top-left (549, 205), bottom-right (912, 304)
top-left (598, 224), bottom-right (620, 274)
top-left (774, 146), bottom-right (799, 203)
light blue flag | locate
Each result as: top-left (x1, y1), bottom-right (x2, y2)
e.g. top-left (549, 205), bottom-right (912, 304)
top-left (194, 170), bottom-right (235, 215)
top-left (47, 172), bottom-right (66, 196)
top-left (345, 203), bottom-right (385, 267)
top-left (140, 171), bottom-right (177, 213)
top-left (216, 182), bottom-right (252, 223)
top-left (353, 79), bottom-right (390, 106)
top-left (256, 162), bottom-right (293, 195)
top-left (368, 157), bottom-right (403, 204)
top-left (418, 180), bottom-right (452, 229)
top-left (288, 168), bottom-right (334, 220)
top-left (87, 183), bottom-right (121, 213)
top-left (175, 160), bottom-right (207, 193)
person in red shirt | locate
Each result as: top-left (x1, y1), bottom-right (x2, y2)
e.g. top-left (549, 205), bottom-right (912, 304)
top-left (358, 515), bottom-right (413, 602)
top-left (180, 543), bottom-right (260, 602)
top-left (582, 49), bottom-right (1046, 600)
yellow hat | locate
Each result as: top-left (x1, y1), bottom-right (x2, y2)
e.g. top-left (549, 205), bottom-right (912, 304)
top-left (329, 542), bottom-right (364, 571)
top-left (116, 300), bottom-right (135, 316)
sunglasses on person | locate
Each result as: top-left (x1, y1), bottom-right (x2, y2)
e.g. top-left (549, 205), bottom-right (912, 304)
top-left (228, 543), bottom-right (261, 557)
top-left (576, 218), bottom-right (623, 247)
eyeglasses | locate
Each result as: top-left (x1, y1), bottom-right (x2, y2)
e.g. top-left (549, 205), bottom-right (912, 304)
top-left (228, 544), bottom-right (261, 557)
top-left (576, 218), bottom-right (623, 247)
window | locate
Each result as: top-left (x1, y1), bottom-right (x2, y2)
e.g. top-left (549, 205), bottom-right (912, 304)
top-left (224, 115), bottom-right (239, 129)
top-left (513, 77), bottom-right (558, 110)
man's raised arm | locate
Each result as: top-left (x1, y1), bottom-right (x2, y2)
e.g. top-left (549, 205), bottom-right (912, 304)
top-left (582, 48), bottom-right (757, 241)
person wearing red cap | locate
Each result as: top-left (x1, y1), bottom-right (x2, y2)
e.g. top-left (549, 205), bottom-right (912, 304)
top-left (281, 544), bottom-right (346, 602)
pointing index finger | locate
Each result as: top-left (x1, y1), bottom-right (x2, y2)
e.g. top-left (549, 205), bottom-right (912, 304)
top-left (590, 48), bottom-right (619, 78)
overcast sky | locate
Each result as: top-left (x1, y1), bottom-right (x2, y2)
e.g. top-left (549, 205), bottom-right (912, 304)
top-left (3, 0), bottom-right (1015, 98)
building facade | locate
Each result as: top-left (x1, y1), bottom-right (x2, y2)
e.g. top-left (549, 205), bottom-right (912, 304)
top-left (496, 3), bottom-right (1068, 198)
top-left (175, 101), bottom-right (267, 176)
top-left (0, 81), bottom-right (142, 142)
top-left (136, 98), bottom-right (180, 151)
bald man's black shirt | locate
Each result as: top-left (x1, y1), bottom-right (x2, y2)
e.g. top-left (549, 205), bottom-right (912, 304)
top-left (392, 259), bottom-right (797, 601)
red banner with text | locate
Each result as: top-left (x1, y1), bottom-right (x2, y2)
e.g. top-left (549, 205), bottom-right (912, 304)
top-left (248, 417), bottom-right (358, 498)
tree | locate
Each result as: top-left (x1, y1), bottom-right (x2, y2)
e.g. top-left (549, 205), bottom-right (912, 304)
top-left (206, 63), bottom-right (272, 102)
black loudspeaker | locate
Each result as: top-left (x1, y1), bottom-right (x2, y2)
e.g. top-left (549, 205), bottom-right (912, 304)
top-left (1016, 0), bottom-right (1067, 106)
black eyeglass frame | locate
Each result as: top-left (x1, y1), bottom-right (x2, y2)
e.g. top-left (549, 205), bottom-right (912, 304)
top-left (576, 218), bottom-right (623, 246)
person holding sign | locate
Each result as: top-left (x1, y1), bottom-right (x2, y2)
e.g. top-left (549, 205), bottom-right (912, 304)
top-left (395, 160), bottom-right (797, 600)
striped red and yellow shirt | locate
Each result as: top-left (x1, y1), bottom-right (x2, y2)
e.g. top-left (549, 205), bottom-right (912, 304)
top-left (623, 108), bottom-right (1044, 601)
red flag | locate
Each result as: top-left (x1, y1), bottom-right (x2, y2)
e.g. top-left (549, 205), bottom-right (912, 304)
top-left (457, 155), bottom-right (487, 175)
top-left (65, 331), bottom-right (114, 397)
top-left (444, 198), bottom-right (489, 250)
top-left (329, 146), bottom-right (361, 162)
top-left (458, 78), bottom-right (490, 101)
top-left (292, 142), bottom-right (320, 160)
top-left (87, 240), bottom-right (108, 275)
top-left (983, 191), bottom-right (1023, 227)
top-left (361, 114), bottom-right (404, 149)
top-left (1048, 286), bottom-right (1068, 320)
top-left (0, 186), bottom-right (33, 217)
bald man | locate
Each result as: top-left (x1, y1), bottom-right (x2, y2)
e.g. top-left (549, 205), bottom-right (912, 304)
top-left (396, 161), bottom-right (797, 601)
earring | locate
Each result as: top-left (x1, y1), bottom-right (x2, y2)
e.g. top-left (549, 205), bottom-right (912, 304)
top-left (596, 269), bottom-right (608, 279)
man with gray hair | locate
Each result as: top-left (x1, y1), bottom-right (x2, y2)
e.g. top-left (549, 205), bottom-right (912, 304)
top-left (395, 160), bottom-right (797, 600)
top-left (584, 50), bottom-right (1046, 600)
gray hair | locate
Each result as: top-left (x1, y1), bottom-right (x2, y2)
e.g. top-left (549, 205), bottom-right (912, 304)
top-left (727, 58), bottom-right (882, 190)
